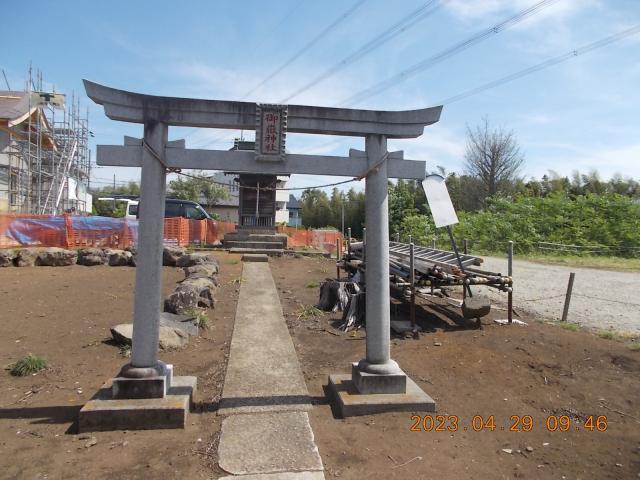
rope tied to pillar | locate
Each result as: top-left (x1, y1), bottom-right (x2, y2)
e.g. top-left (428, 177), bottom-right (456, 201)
top-left (356, 151), bottom-right (390, 181)
top-left (142, 139), bottom-right (182, 173)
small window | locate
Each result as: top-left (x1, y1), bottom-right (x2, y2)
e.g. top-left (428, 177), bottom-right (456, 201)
top-left (128, 204), bottom-right (138, 216)
top-left (165, 202), bottom-right (182, 217)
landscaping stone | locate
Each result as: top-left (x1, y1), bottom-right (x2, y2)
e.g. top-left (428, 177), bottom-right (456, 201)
top-left (77, 248), bottom-right (106, 266)
top-left (176, 252), bottom-right (218, 268)
top-left (164, 277), bottom-right (216, 314)
top-left (14, 248), bottom-right (38, 267)
top-left (159, 312), bottom-right (199, 337)
top-left (106, 249), bottom-right (133, 267)
top-left (163, 246), bottom-right (186, 267)
top-left (0, 249), bottom-right (14, 267)
top-left (36, 247), bottom-right (77, 266)
top-left (183, 263), bottom-right (218, 280)
top-left (125, 246), bottom-right (137, 266)
top-left (110, 323), bottom-right (189, 349)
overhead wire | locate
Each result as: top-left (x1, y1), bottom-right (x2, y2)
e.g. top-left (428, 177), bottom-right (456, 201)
top-left (241, 0), bottom-right (368, 101)
top-left (194, 0), bottom-right (369, 150)
top-left (181, 1), bottom-right (307, 141)
top-left (437, 23), bottom-right (640, 105)
top-left (279, 0), bottom-right (445, 103)
top-left (338, 0), bottom-right (559, 106)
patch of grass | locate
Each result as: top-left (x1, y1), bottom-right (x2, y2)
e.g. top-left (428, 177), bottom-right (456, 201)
top-left (9, 353), bottom-right (47, 376)
top-left (559, 322), bottom-right (580, 332)
top-left (227, 259), bottom-right (239, 265)
top-left (521, 254), bottom-right (640, 273)
top-left (119, 344), bottom-right (131, 358)
top-left (628, 342), bottom-right (640, 351)
top-left (296, 305), bottom-right (324, 321)
top-left (597, 330), bottom-right (616, 340)
top-left (183, 307), bottom-right (210, 329)
top-left (306, 282), bottom-right (319, 289)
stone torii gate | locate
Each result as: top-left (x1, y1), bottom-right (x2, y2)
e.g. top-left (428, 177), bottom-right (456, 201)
top-left (80, 80), bottom-right (441, 427)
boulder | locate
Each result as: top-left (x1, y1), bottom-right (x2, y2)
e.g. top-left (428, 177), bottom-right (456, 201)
top-left (159, 312), bottom-right (199, 337)
top-left (105, 249), bottom-right (133, 267)
top-left (183, 263), bottom-right (219, 281)
top-left (176, 252), bottom-right (218, 268)
top-left (163, 246), bottom-right (186, 267)
top-left (461, 295), bottom-right (491, 319)
top-left (110, 323), bottom-right (189, 350)
top-left (0, 250), bottom-right (14, 267)
top-left (164, 276), bottom-right (216, 314)
top-left (36, 247), bottom-right (77, 266)
top-left (14, 248), bottom-right (38, 267)
top-left (77, 248), bottom-right (107, 266)
top-left (125, 246), bottom-right (137, 266)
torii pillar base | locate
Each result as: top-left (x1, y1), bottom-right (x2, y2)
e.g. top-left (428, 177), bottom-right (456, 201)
top-left (327, 368), bottom-right (435, 418)
top-left (77, 363), bottom-right (197, 432)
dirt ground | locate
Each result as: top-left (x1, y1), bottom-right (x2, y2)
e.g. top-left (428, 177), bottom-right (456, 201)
top-left (0, 252), bottom-right (639, 479)
top-left (270, 254), bottom-right (640, 480)
top-left (0, 251), bottom-right (243, 479)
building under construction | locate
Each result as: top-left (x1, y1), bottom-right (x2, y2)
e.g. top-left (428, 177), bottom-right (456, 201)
top-left (0, 78), bottom-right (91, 215)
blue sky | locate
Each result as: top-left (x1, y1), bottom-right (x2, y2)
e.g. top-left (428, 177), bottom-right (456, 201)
top-left (2, 0), bottom-right (639, 192)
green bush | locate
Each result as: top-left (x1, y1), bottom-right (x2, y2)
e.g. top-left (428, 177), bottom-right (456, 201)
top-left (399, 193), bottom-right (640, 257)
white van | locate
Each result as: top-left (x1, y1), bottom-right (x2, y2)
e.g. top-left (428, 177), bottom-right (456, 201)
top-left (97, 197), bottom-right (139, 219)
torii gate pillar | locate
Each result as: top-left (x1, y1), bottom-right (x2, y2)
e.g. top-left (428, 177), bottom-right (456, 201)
top-left (359, 134), bottom-right (397, 377)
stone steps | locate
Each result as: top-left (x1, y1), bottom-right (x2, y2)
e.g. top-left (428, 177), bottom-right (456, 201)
top-left (229, 248), bottom-right (284, 257)
top-left (225, 241), bottom-right (285, 250)
top-left (224, 233), bottom-right (288, 243)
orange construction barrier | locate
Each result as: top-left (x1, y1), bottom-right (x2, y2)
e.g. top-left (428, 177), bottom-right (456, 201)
top-left (277, 225), bottom-right (342, 254)
top-left (0, 214), bottom-right (236, 249)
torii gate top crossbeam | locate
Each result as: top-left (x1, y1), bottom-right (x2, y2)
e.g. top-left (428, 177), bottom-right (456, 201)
top-left (83, 80), bottom-right (442, 139)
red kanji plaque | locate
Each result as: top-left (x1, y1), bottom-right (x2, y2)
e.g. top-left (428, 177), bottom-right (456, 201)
top-left (255, 104), bottom-right (287, 162)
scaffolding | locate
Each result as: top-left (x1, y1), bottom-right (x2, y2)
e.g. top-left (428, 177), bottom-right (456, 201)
top-left (1, 70), bottom-right (91, 215)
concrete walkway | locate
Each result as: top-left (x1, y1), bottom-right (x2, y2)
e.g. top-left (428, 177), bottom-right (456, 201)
top-left (217, 260), bottom-right (324, 479)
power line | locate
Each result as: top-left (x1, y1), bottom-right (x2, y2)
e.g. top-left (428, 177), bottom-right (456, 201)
top-left (181, 1), bottom-right (306, 141)
top-left (280, 0), bottom-right (444, 103)
top-left (242, 0), bottom-right (368, 101)
top-left (437, 24), bottom-right (640, 105)
top-left (339, 0), bottom-right (559, 106)
top-left (289, 23), bottom-right (640, 169)
top-left (194, 0), bottom-right (368, 150)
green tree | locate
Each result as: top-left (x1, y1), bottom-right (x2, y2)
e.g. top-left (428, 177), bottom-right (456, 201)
top-left (168, 172), bottom-right (228, 207)
top-left (388, 179), bottom-right (417, 236)
top-left (301, 189), bottom-right (332, 228)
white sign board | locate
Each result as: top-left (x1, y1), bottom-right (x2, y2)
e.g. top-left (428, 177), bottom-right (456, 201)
top-left (421, 174), bottom-right (459, 228)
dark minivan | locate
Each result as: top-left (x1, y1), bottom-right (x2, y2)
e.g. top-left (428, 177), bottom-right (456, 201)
top-left (135, 199), bottom-right (211, 220)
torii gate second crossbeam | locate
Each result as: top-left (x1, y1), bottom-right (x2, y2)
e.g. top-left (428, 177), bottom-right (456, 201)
top-left (81, 80), bottom-right (441, 426)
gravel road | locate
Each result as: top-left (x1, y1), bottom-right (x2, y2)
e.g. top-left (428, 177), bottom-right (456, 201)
top-left (476, 256), bottom-right (640, 335)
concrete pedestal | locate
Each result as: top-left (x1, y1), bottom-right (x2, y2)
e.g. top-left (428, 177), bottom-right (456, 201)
top-left (351, 363), bottom-right (406, 394)
top-left (327, 374), bottom-right (435, 418)
top-left (78, 365), bottom-right (196, 432)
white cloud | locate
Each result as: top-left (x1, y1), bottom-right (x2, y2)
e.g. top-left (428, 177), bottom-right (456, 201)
top-left (445, 0), bottom-right (595, 25)
top-left (519, 113), bottom-right (553, 125)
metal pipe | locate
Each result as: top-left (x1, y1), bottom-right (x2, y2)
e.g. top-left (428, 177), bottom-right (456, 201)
top-left (508, 240), bottom-right (513, 324)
